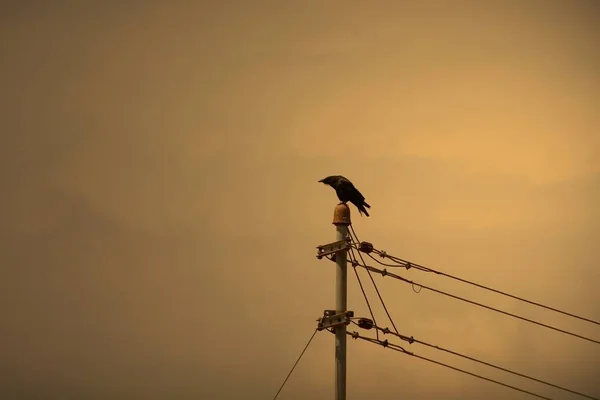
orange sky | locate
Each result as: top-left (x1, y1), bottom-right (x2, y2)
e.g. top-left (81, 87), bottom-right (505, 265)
top-left (1, 1), bottom-right (599, 399)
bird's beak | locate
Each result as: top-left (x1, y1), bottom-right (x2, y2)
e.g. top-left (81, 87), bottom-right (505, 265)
top-left (318, 179), bottom-right (324, 183)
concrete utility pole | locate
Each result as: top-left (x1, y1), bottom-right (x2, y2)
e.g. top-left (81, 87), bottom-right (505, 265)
top-left (315, 204), bottom-right (353, 400)
top-left (333, 203), bottom-right (350, 400)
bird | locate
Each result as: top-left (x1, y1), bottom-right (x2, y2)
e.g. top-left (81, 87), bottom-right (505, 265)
top-left (318, 175), bottom-right (371, 217)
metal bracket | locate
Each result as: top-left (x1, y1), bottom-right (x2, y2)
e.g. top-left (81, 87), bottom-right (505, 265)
top-left (317, 310), bottom-right (354, 331)
top-left (316, 238), bottom-right (351, 259)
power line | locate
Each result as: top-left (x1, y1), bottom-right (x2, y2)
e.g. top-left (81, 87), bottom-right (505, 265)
top-left (352, 237), bottom-right (599, 326)
top-left (346, 330), bottom-right (559, 400)
top-left (347, 248), bottom-right (380, 341)
top-left (350, 259), bottom-right (600, 345)
top-left (272, 329), bottom-right (318, 400)
top-left (348, 227), bottom-right (399, 335)
top-left (351, 318), bottom-right (599, 400)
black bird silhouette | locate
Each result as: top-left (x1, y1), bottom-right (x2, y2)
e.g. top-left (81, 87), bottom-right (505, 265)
top-left (319, 175), bottom-right (371, 217)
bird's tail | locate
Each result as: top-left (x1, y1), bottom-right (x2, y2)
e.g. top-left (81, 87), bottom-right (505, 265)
top-left (358, 204), bottom-right (370, 217)
top-left (363, 201), bottom-right (370, 209)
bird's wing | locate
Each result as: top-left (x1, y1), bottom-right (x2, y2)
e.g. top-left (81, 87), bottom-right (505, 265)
top-left (339, 177), bottom-right (367, 201)
top-left (350, 185), bottom-right (366, 201)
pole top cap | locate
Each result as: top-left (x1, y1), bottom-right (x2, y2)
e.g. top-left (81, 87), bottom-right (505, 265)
top-left (333, 203), bottom-right (351, 225)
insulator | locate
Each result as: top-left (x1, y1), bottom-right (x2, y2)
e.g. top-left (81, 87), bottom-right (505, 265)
top-left (358, 242), bottom-right (374, 254)
top-left (357, 318), bottom-right (374, 330)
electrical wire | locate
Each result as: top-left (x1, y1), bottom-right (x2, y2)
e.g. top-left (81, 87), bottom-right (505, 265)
top-left (351, 235), bottom-right (599, 326)
top-left (350, 319), bottom-right (599, 400)
top-left (348, 226), bottom-right (399, 334)
top-left (350, 259), bottom-right (600, 345)
top-left (316, 226), bottom-right (598, 398)
top-left (345, 330), bottom-right (559, 400)
top-left (348, 246), bottom-right (379, 340)
top-left (272, 329), bottom-right (318, 400)
top-left (374, 248), bottom-right (600, 325)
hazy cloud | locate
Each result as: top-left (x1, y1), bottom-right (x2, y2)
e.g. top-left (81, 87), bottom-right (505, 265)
top-left (1, 1), bottom-right (598, 399)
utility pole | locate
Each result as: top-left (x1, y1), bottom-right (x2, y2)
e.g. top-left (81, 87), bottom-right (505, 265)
top-left (333, 203), bottom-right (350, 400)
top-left (316, 203), bottom-right (352, 400)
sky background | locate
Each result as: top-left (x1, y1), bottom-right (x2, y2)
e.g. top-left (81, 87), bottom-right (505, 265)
top-left (1, 1), bottom-right (599, 399)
